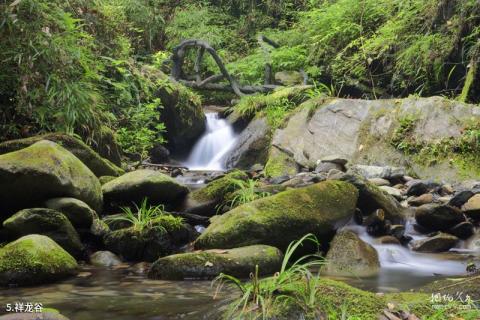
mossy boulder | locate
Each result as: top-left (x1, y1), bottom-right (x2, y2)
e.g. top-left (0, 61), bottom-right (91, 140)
top-left (0, 133), bottom-right (124, 177)
top-left (148, 245), bottom-right (283, 280)
top-left (339, 173), bottom-right (406, 223)
top-left (324, 230), bottom-right (380, 277)
top-left (0, 234), bottom-right (78, 286)
top-left (195, 180), bottom-right (358, 251)
top-left (182, 170), bottom-right (248, 216)
top-left (3, 208), bottom-right (84, 258)
top-left (104, 221), bottom-right (194, 262)
top-left (44, 197), bottom-right (95, 229)
top-left (0, 140), bottom-right (103, 215)
top-left (264, 147), bottom-right (298, 178)
top-left (102, 169), bottom-right (189, 209)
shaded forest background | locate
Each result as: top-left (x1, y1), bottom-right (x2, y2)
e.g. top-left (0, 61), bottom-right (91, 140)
top-left (1, 0), bottom-right (479, 156)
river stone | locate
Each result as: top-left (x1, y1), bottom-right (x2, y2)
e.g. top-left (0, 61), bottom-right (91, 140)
top-left (0, 234), bottom-right (78, 286)
top-left (149, 245), bottom-right (283, 280)
top-left (405, 181), bottom-right (431, 196)
top-left (3, 208), bottom-right (84, 258)
top-left (315, 162), bottom-right (343, 174)
top-left (351, 165), bottom-right (406, 180)
top-left (102, 169), bottom-right (189, 208)
top-left (324, 230), bottom-right (380, 277)
top-left (182, 170), bottom-right (248, 216)
top-left (274, 71), bottom-right (304, 86)
top-left (462, 194), bottom-right (480, 220)
top-left (0, 140), bottom-right (103, 215)
top-left (339, 173), bottom-right (406, 223)
top-left (0, 133), bottom-right (123, 177)
top-left (448, 190), bottom-right (475, 207)
top-left (414, 204), bottom-right (465, 231)
top-left (90, 251), bottom-right (122, 267)
top-left (149, 144), bottom-right (170, 164)
top-left (195, 180), bottom-right (358, 251)
top-left (411, 233), bottom-right (459, 253)
top-left (264, 146), bottom-right (299, 178)
top-left (448, 221), bottom-right (475, 240)
top-left (226, 117), bottom-right (271, 170)
top-left (408, 193), bottom-right (434, 206)
top-left (379, 186), bottom-right (403, 200)
top-left (368, 178), bottom-right (390, 186)
top-left (377, 236), bottom-right (401, 245)
top-left (44, 197), bottom-right (95, 229)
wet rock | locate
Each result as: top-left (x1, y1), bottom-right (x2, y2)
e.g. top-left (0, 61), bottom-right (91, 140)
top-left (149, 245), bottom-right (283, 280)
top-left (325, 230), bottom-right (380, 276)
top-left (415, 204), bottom-right (465, 231)
top-left (377, 236), bottom-right (401, 245)
top-left (0, 140), bottom-right (103, 215)
top-left (130, 262), bottom-right (151, 275)
top-left (182, 170), bottom-right (248, 216)
top-left (0, 235), bottom-right (78, 286)
top-left (339, 174), bottom-right (406, 223)
top-left (44, 197), bottom-right (95, 229)
top-left (379, 186), bottom-right (403, 200)
top-left (368, 178), bottom-right (391, 186)
top-left (448, 221), bottom-right (475, 240)
top-left (226, 118), bottom-right (271, 170)
top-left (448, 190), bottom-right (475, 208)
top-left (407, 193), bottom-right (434, 207)
top-left (351, 165), bottom-right (406, 180)
top-left (389, 225), bottom-right (405, 239)
top-left (90, 251), bottom-right (122, 267)
top-left (462, 194), bottom-right (480, 220)
top-left (195, 180), bottom-right (358, 251)
top-left (365, 209), bottom-right (388, 237)
top-left (3, 208), bottom-right (83, 258)
top-left (411, 233), bottom-right (459, 253)
top-left (439, 184), bottom-right (454, 195)
top-left (0, 133), bottom-right (123, 177)
top-left (102, 169), bottom-right (189, 209)
top-left (148, 144), bottom-right (170, 164)
top-left (405, 181), bottom-right (430, 196)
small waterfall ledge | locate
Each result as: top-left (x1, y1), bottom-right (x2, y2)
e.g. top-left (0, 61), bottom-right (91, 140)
top-left (183, 112), bottom-right (238, 171)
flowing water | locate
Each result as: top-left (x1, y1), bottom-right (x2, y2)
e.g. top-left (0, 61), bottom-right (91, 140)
top-left (183, 112), bottom-right (238, 171)
top-left (0, 266), bottom-right (231, 320)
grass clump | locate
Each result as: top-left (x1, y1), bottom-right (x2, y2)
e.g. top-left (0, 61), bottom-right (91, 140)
top-left (104, 198), bottom-right (183, 234)
top-left (217, 179), bottom-right (271, 213)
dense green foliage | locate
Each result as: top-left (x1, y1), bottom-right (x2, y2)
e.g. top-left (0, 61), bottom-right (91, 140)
top-left (1, 0), bottom-right (479, 156)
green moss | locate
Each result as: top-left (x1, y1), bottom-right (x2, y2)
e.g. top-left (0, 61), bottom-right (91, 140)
top-left (191, 170), bottom-right (248, 203)
top-left (230, 86), bottom-right (312, 122)
top-left (0, 234), bottom-right (78, 286)
top-left (195, 180), bottom-right (358, 251)
top-left (264, 148), bottom-right (298, 177)
top-left (148, 245), bottom-right (283, 280)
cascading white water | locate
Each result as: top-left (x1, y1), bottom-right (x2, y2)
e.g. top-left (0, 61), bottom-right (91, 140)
top-left (183, 112), bottom-right (237, 171)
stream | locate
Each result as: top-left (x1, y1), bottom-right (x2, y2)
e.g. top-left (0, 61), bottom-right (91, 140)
top-left (1, 108), bottom-right (478, 319)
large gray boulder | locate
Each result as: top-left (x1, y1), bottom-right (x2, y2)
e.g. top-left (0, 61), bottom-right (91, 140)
top-left (0, 140), bottom-right (103, 215)
top-left (226, 117), bottom-right (271, 169)
top-left (195, 180), bottom-right (358, 251)
top-left (102, 169), bottom-right (189, 208)
top-left (148, 245), bottom-right (283, 280)
top-left (0, 235), bottom-right (78, 286)
top-left (3, 208), bottom-right (84, 258)
top-left (269, 97), bottom-right (480, 182)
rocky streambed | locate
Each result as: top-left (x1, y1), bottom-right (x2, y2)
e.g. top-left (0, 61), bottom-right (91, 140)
top-left (0, 96), bottom-right (479, 319)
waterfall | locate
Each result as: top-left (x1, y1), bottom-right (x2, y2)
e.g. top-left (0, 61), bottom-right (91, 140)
top-left (183, 112), bottom-right (237, 171)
